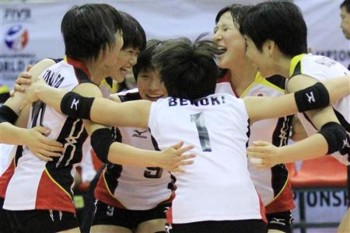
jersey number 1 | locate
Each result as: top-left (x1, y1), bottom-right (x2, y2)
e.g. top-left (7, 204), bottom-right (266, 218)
top-left (191, 112), bottom-right (212, 152)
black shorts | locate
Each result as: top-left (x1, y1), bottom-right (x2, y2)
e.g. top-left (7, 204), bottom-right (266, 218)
top-left (266, 211), bottom-right (293, 233)
top-left (5, 209), bottom-right (79, 233)
top-left (167, 219), bottom-right (266, 233)
top-left (92, 200), bottom-right (170, 230)
top-left (0, 198), bottom-right (12, 233)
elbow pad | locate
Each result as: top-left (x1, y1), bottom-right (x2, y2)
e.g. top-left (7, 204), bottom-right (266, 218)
top-left (90, 128), bottom-right (114, 163)
top-left (319, 122), bottom-right (349, 155)
top-left (294, 82), bottom-right (330, 112)
top-left (0, 105), bottom-right (18, 124)
top-left (60, 92), bottom-right (94, 119)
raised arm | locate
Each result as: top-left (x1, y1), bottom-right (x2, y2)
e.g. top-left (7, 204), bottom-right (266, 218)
top-left (247, 134), bottom-right (328, 168)
top-left (0, 59), bottom-right (64, 160)
top-left (244, 75), bottom-right (349, 122)
top-left (24, 81), bottom-right (195, 171)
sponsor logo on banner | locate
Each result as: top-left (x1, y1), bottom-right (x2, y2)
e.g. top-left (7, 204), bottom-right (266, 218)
top-left (0, 7), bottom-right (37, 88)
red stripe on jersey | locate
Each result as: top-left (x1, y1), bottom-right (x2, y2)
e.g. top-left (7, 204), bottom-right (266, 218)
top-left (0, 159), bottom-right (15, 198)
top-left (94, 172), bottom-right (126, 209)
top-left (35, 169), bottom-right (75, 213)
top-left (266, 180), bottom-right (295, 213)
top-left (257, 192), bottom-right (267, 223)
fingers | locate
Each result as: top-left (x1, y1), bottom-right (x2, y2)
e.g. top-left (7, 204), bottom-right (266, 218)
top-left (179, 154), bottom-right (196, 165)
top-left (172, 141), bottom-right (184, 150)
top-left (16, 72), bottom-right (32, 83)
top-left (34, 126), bottom-right (51, 135)
top-left (247, 150), bottom-right (264, 158)
top-left (177, 144), bottom-right (194, 154)
top-left (33, 152), bottom-right (53, 162)
top-left (26, 64), bottom-right (32, 72)
top-left (252, 140), bottom-right (270, 146)
top-left (14, 83), bottom-right (26, 93)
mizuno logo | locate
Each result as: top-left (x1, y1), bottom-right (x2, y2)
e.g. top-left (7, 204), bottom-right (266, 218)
top-left (132, 129), bottom-right (148, 138)
top-left (270, 217), bottom-right (286, 226)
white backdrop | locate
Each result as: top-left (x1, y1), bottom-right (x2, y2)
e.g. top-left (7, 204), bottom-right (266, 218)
top-left (1, 0), bottom-right (348, 88)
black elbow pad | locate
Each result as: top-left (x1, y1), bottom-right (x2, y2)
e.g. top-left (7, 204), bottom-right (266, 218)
top-left (294, 82), bottom-right (330, 112)
top-left (319, 122), bottom-right (349, 155)
top-left (0, 105), bottom-right (18, 124)
top-left (90, 128), bottom-right (114, 163)
top-left (60, 92), bottom-right (94, 119)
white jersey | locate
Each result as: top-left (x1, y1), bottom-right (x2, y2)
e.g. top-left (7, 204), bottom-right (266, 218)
top-left (216, 73), bottom-right (294, 213)
top-left (94, 89), bottom-right (174, 210)
top-left (291, 54), bottom-right (350, 163)
top-left (149, 93), bottom-right (263, 224)
top-left (4, 59), bottom-right (89, 213)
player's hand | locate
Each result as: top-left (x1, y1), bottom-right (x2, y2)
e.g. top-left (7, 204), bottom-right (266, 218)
top-left (247, 140), bottom-right (281, 168)
top-left (158, 141), bottom-right (195, 172)
top-left (10, 71), bottom-right (32, 96)
top-left (20, 78), bottom-right (47, 109)
top-left (24, 126), bottom-right (64, 161)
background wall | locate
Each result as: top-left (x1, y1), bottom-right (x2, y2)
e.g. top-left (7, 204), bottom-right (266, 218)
top-left (1, 0), bottom-right (347, 88)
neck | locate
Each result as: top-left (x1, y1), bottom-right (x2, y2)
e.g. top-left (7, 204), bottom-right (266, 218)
top-left (84, 59), bottom-right (105, 85)
top-left (228, 61), bottom-right (257, 95)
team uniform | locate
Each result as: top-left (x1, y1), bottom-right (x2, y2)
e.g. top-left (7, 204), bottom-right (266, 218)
top-left (0, 57), bottom-right (91, 232)
top-left (290, 53), bottom-right (350, 201)
top-left (92, 89), bottom-right (175, 230)
top-left (148, 94), bottom-right (266, 233)
top-left (216, 72), bottom-right (295, 232)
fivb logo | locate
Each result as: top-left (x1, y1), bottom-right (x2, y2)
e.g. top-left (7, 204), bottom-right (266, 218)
top-left (4, 8), bottom-right (31, 21)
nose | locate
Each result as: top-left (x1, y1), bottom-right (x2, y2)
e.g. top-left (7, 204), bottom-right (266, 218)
top-left (130, 54), bottom-right (137, 66)
top-left (149, 78), bottom-right (161, 91)
top-left (213, 30), bottom-right (222, 42)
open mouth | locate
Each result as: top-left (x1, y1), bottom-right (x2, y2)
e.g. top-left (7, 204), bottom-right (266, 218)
top-left (217, 46), bottom-right (227, 53)
top-left (146, 95), bottom-right (164, 101)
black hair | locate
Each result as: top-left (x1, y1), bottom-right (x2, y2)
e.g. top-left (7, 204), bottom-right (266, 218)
top-left (240, 1), bottom-right (307, 57)
top-left (133, 39), bottom-right (162, 80)
top-left (120, 11), bottom-right (146, 51)
top-left (61, 4), bottom-right (123, 61)
top-left (215, 4), bottom-right (252, 29)
top-left (152, 35), bottom-right (223, 100)
top-left (341, 0), bottom-right (350, 12)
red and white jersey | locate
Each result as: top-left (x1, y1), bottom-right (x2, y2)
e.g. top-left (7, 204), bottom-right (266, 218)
top-left (290, 54), bottom-right (350, 163)
top-left (94, 89), bottom-right (175, 210)
top-left (4, 58), bottom-right (89, 213)
top-left (216, 72), bottom-right (295, 213)
top-left (149, 94), bottom-right (264, 224)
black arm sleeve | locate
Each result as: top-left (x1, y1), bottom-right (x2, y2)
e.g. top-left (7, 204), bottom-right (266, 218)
top-left (60, 92), bottom-right (94, 119)
top-left (90, 128), bottom-right (114, 163)
top-left (294, 82), bottom-right (330, 112)
top-left (0, 105), bottom-right (18, 124)
top-left (319, 122), bottom-right (349, 155)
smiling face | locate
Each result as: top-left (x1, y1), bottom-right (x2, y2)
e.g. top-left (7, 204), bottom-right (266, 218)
top-left (137, 68), bottom-right (167, 101)
top-left (244, 36), bottom-right (276, 78)
top-left (341, 6), bottom-right (350, 39)
top-left (113, 47), bottom-right (140, 83)
top-left (213, 12), bottom-right (247, 69)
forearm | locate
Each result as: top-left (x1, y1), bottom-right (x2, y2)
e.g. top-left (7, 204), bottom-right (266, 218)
top-left (107, 142), bottom-right (160, 167)
top-left (278, 134), bottom-right (328, 163)
top-left (37, 85), bottom-right (66, 113)
top-left (0, 123), bottom-right (29, 145)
